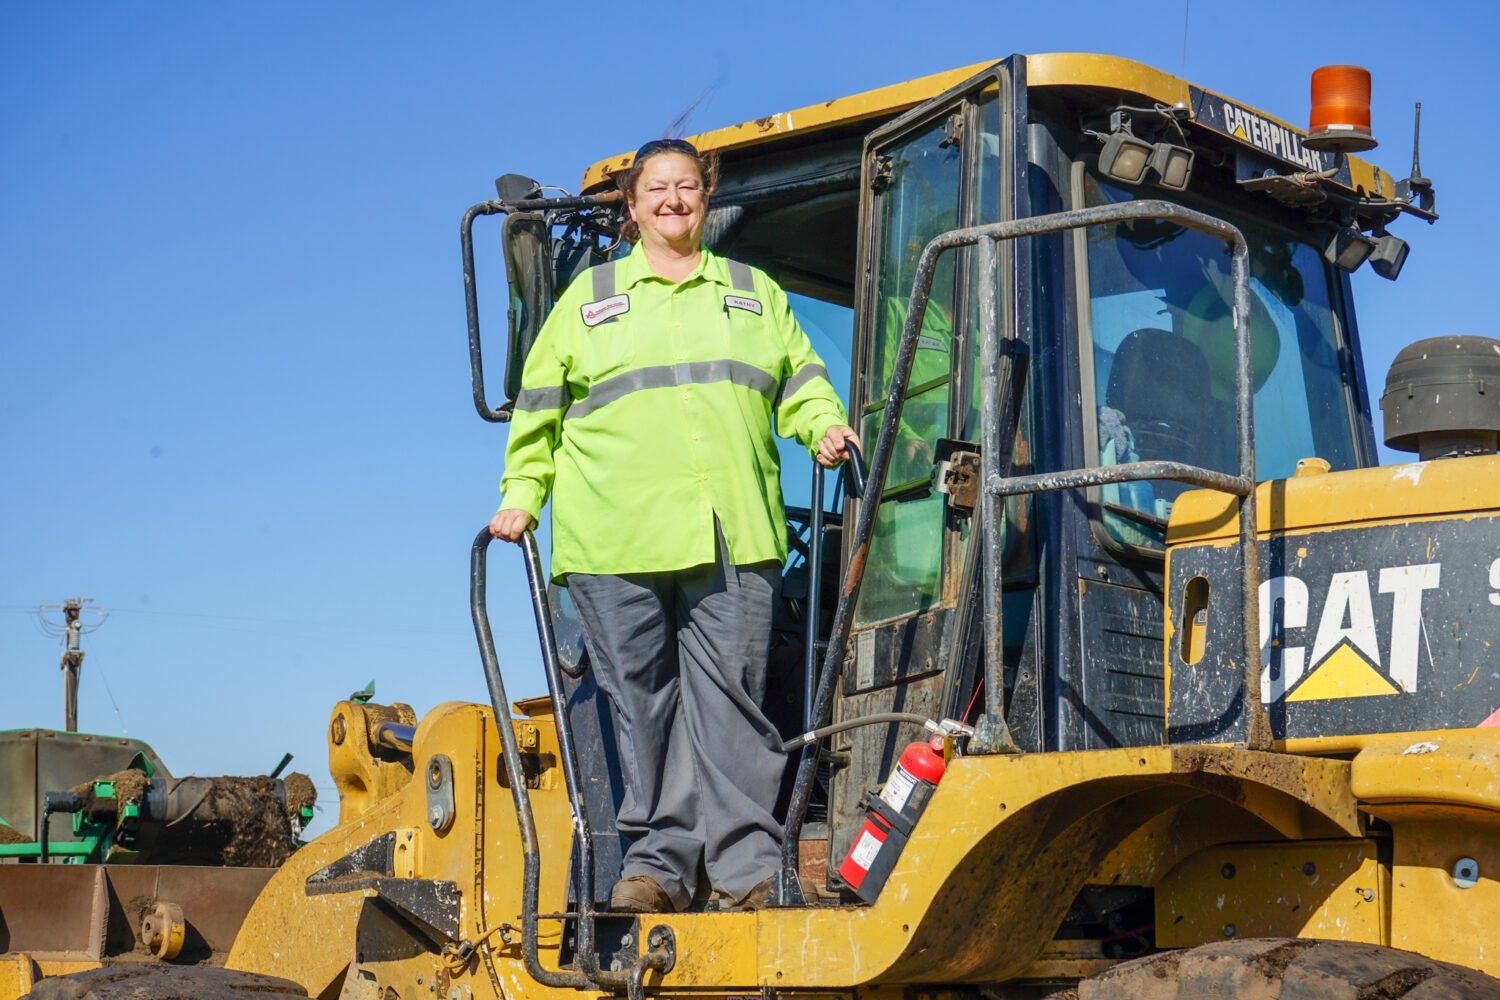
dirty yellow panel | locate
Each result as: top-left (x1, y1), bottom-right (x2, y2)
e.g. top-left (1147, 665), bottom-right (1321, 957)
top-left (1157, 840), bottom-right (1385, 948)
top-left (0, 956), bottom-right (34, 1000)
top-left (650, 911), bottom-right (757, 985)
top-left (1352, 731), bottom-right (1500, 810)
top-left (1091, 793), bottom-right (1315, 887)
top-left (1375, 808), bottom-right (1500, 978)
top-left (1169, 455), bottom-right (1500, 544)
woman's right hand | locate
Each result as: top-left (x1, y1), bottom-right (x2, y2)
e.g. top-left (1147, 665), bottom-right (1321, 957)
top-left (490, 508), bottom-right (538, 542)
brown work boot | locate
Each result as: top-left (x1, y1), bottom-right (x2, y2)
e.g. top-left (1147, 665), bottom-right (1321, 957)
top-left (609, 875), bottom-right (673, 914)
top-left (721, 876), bottom-right (774, 912)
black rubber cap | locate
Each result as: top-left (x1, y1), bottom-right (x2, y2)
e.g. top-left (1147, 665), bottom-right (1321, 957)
top-left (1381, 335), bottom-right (1500, 452)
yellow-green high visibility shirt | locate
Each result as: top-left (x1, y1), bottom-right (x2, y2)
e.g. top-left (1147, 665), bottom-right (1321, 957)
top-left (499, 246), bottom-right (848, 580)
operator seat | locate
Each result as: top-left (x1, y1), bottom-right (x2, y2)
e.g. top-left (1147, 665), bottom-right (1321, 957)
top-left (1105, 327), bottom-right (1213, 470)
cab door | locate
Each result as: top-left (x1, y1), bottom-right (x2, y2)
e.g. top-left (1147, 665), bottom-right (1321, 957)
top-left (824, 63), bottom-right (1025, 879)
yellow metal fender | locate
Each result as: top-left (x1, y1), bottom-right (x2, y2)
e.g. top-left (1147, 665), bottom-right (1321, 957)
top-left (1353, 730), bottom-right (1500, 976)
top-left (662, 745), bottom-right (1358, 988)
top-left (228, 702), bottom-right (1359, 997)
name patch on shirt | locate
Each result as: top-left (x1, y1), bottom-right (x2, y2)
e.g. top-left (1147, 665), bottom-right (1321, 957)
top-left (724, 294), bottom-right (763, 316)
top-left (581, 293), bottom-right (630, 327)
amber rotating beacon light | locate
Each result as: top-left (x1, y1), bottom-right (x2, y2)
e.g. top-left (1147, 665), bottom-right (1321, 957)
top-left (1304, 64), bottom-right (1378, 153)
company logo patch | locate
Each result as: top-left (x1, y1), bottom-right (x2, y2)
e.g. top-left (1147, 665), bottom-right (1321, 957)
top-left (724, 294), bottom-right (763, 315)
top-left (581, 293), bottom-right (629, 327)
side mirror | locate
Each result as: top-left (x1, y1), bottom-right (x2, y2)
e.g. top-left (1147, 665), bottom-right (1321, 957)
top-left (495, 173), bottom-right (542, 203)
top-left (501, 212), bottom-right (554, 401)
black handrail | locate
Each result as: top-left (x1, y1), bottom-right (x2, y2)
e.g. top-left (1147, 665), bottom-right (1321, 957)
top-left (472, 527), bottom-right (643, 991)
top-left (800, 441), bottom-right (866, 731)
top-left (470, 528), bottom-right (590, 988)
top-left (803, 463), bottom-right (826, 734)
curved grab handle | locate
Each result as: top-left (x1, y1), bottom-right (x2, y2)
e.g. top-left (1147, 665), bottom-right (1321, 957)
top-left (462, 202), bottom-right (512, 423)
top-left (841, 438), bottom-right (867, 499)
top-left (468, 525), bottom-right (595, 988)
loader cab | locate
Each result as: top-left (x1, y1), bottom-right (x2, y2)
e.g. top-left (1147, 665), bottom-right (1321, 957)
top-left (482, 53), bottom-right (1389, 900)
top-left (806, 61), bottom-right (1379, 874)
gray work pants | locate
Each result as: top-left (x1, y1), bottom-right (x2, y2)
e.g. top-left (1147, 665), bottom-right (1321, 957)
top-left (567, 547), bottom-right (784, 909)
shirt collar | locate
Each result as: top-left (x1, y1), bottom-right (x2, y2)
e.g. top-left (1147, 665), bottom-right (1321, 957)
top-left (617, 244), bottom-right (732, 290)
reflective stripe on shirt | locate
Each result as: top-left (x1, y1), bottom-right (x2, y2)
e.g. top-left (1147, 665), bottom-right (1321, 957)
top-left (513, 384), bottom-right (570, 413)
top-left (567, 359), bottom-right (778, 419)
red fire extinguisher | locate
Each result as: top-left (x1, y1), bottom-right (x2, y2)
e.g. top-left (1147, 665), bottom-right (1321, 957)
top-left (837, 733), bottom-right (948, 899)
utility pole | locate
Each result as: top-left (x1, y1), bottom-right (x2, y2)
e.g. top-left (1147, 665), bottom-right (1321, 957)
top-left (60, 599), bottom-right (86, 732)
top-left (36, 598), bottom-right (105, 732)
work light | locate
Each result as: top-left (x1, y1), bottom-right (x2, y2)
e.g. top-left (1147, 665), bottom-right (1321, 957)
top-left (1099, 131), bottom-right (1153, 185)
top-left (1324, 227), bottom-right (1378, 272)
top-left (1147, 143), bottom-right (1194, 191)
top-left (1369, 233), bottom-right (1409, 280)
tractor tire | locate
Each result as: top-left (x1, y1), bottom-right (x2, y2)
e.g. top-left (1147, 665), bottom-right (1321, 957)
top-left (1050, 938), bottom-right (1500, 1000)
top-left (23, 966), bottom-right (308, 1000)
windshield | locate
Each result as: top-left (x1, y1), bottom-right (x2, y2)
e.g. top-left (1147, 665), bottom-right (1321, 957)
top-left (1082, 174), bottom-right (1361, 549)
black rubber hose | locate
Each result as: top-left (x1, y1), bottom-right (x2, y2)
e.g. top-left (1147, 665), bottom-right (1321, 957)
top-left (780, 712), bottom-right (936, 753)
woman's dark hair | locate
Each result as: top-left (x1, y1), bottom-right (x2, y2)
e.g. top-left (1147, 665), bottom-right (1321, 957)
top-left (615, 140), bottom-right (718, 243)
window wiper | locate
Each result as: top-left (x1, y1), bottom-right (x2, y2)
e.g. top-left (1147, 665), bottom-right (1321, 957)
top-left (1102, 501), bottom-right (1170, 534)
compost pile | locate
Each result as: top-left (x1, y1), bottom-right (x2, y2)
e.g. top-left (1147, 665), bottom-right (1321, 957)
top-left (152, 774), bottom-right (317, 867)
top-left (71, 768), bottom-right (150, 807)
top-left (68, 769), bottom-right (317, 867)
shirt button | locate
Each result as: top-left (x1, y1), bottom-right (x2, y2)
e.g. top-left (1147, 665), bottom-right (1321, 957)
top-left (675, 353), bottom-right (685, 361)
top-left (682, 392), bottom-right (690, 400)
top-left (700, 473), bottom-right (709, 481)
top-left (691, 433), bottom-right (700, 441)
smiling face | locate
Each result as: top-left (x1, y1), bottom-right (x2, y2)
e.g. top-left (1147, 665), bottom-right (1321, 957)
top-left (626, 151), bottom-right (707, 254)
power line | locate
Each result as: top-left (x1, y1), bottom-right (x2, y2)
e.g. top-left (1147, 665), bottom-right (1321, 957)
top-left (92, 653), bottom-right (130, 737)
top-left (88, 604), bottom-right (457, 636)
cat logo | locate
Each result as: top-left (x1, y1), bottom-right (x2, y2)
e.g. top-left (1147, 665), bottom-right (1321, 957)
top-left (1259, 563), bottom-right (1441, 702)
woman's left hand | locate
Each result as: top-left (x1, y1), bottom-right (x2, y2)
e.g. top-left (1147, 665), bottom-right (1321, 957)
top-left (816, 425), bottom-right (861, 468)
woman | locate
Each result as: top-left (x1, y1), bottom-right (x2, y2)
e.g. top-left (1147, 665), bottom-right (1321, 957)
top-left (491, 138), bottom-right (857, 913)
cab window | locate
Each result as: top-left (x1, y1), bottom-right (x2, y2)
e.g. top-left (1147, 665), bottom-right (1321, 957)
top-left (1080, 173), bottom-right (1361, 549)
top-left (855, 111), bottom-right (962, 624)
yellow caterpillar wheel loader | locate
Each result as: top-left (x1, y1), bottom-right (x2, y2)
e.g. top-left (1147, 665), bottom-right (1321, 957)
top-left (12, 52), bottom-right (1500, 1000)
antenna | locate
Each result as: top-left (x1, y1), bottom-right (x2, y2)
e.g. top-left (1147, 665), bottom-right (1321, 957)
top-left (1409, 102), bottom-right (1428, 187)
top-left (1397, 101), bottom-right (1435, 214)
top-left (1181, 0), bottom-right (1191, 82)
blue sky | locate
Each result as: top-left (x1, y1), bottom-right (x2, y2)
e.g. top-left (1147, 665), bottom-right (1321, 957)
top-left (2, 1), bottom-right (1491, 836)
